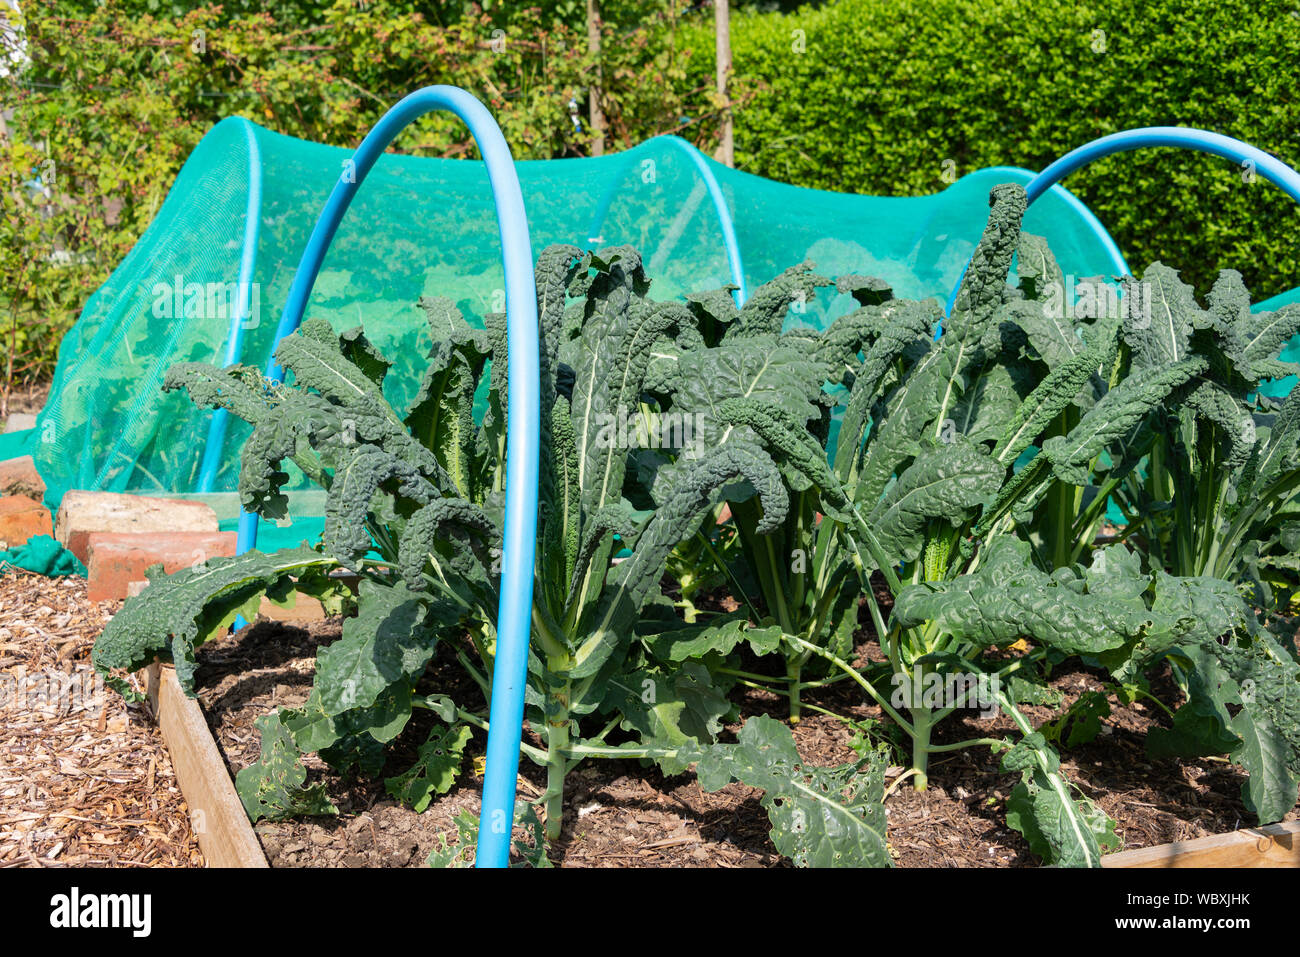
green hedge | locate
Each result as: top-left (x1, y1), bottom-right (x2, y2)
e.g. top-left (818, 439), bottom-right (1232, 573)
top-left (688, 0), bottom-right (1300, 298)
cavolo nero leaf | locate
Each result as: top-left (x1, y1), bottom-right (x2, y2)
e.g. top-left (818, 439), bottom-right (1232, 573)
top-left (728, 262), bottom-right (832, 338)
top-left (642, 611), bottom-right (784, 662)
top-left (236, 711), bottom-right (338, 823)
top-left (998, 732), bottom-right (1119, 868)
top-left (323, 444), bottom-right (437, 564)
top-left (948, 184), bottom-right (1028, 336)
top-left (891, 538), bottom-right (1158, 656)
top-left (275, 318), bottom-right (441, 477)
top-left (404, 298), bottom-right (491, 500)
top-left (602, 660), bottom-right (731, 774)
top-left (672, 337), bottom-right (824, 448)
top-left (569, 439), bottom-right (788, 679)
top-left (426, 803), bottom-right (552, 869)
top-left (92, 547), bottom-right (343, 700)
top-left (992, 321), bottom-right (1119, 466)
top-left (866, 438), bottom-right (1003, 563)
top-left (1123, 264), bottom-right (1199, 368)
top-left (688, 715), bottom-right (891, 868)
top-left (1014, 233), bottom-right (1066, 305)
top-left (1206, 629), bottom-right (1300, 821)
top-left (313, 580), bottom-right (456, 717)
top-left (1040, 357), bottom-right (1206, 485)
top-left (384, 722), bottom-right (473, 813)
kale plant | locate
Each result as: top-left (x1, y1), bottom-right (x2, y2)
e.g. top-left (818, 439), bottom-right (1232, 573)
top-left (678, 184), bottom-right (1298, 864)
top-left (93, 245), bottom-right (805, 845)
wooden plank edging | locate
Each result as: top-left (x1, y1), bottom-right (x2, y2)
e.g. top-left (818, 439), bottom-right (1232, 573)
top-left (143, 662), bottom-right (268, 868)
top-left (1102, 820), bottom-right (1300, 868)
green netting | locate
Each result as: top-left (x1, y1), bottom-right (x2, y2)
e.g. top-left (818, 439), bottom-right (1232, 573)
top-left (29, 117), bottom-right (1129, 516)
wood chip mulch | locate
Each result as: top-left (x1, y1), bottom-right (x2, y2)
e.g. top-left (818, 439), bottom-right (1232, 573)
top-left (0, 570), bottom-right (201, 868)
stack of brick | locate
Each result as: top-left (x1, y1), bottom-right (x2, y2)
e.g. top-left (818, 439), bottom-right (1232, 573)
top-left (54, 490), bottom-right (235, 601)
top-left (0, 459), bottom-right (334, 617)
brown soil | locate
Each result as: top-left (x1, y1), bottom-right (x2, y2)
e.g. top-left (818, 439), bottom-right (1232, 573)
top-left (193, 597), bottom-right (1297, 868)
top-left (0, 571), bottom-right (201, 867)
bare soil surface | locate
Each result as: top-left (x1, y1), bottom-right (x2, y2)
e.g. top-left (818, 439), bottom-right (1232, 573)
top-left (192, 596), bottom-right (1296, 868)
top-left (0, 572), bottom-right (201, 868)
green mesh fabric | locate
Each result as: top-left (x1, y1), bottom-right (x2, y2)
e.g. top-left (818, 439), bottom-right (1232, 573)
top-left (30, 117), bottom-right (1128, 512)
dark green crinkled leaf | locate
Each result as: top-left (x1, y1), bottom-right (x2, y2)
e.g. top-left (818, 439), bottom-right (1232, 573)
top-left (385, 722), bottom-right (472, 813)
top-left (92, 547), bottom-right (342, 700)
top-left (892, 539), bottom-right (1160, 655)
top-left (1041, 357), bottom-right (1206, 485)
top-left (236, 711), bottom-right (338, 823)
top-left (690, 715), bottom-right (891, 867)
top-left (314, 581), bottom-right (452, 717)
top-left (867, 438), bottom-right (1003, 562)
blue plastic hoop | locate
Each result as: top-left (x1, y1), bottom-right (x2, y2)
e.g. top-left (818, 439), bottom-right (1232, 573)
top-left (585, 135), bottom-right (748, 305)
top-left (232, 86), bottom-right (540, 869)
top-left (946, 126), bottom-right (1300, 314)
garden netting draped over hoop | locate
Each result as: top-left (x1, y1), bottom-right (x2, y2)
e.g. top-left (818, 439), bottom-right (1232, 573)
top-left (7, 117), bottom-right (1129, 541)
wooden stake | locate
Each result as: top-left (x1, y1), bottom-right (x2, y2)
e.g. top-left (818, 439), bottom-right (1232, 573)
top-left (587, 0), bottom-right (606, 156)
top-left (714, 0), bottom-right (734, 168)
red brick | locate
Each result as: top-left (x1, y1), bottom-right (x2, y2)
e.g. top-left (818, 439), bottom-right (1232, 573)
top-left (57, 491), bottom-right (219, 565)
top-left (0, 495), bottom-right (53, 549)
top-left (0, 456), bottom-right (46, 500)
top-left (87, 531), bottom-right (236, 602)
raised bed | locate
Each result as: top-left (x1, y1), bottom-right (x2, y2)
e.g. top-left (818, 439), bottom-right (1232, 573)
top-left (140, 663), bottom-right (267, 868)
top-left (139, 635), bottom-right (1299, 869)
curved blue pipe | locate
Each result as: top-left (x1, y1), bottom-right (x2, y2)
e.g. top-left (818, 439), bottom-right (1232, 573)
top-left (232, 87), bottom-right (540, 869)
top-left (1025, 127), bottom-right (1300, 207)
top-left (945, 126), bottom-right (1300, 314)
top-left (197, 118), bottom-right (263, 492)
top-left (585, 135), bottom-right (748, 305)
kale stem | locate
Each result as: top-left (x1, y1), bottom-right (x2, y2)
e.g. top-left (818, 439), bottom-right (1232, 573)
top-left (561, 744), bottom-right (678, 759)
top-left (924, 736), bottom-right (1003, 753)
top-left (715, 666), bottom-right (794, 683)
top-left (454, 647), bottom-right (491, 699)
top-left (543, 694), bottom-right (570, 841)
top-left (447, 707), bottom-right (547, 765)
top-left (786, 657), bottom-right (804, 723)
top-left (788, 635), bottom-right (916, 735)
top-left (910, 706), bottom-right (932, 791)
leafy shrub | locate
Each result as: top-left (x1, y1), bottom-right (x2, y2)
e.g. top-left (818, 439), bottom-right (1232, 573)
top-left (682, 0), bottom-right (1300, 299)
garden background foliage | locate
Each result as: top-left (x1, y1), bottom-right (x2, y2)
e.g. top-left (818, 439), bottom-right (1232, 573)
top-left (4, 0), bottom-right (1300, 395)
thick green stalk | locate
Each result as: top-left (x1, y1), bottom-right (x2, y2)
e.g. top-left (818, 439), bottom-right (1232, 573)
top-left (786, 657), bottom-right (804, 723)
top-left (911, 705), bottom-right (932, 791)
top-left (543, 684), bottom-right (571, 841)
